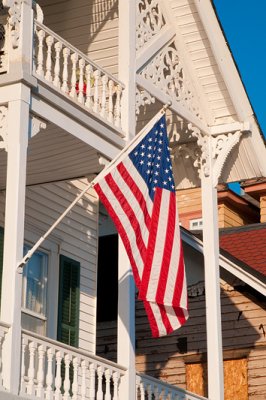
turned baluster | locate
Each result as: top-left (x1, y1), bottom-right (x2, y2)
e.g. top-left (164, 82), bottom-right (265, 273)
top-left (88, 362), bottom-right (96, 400)
top-left (100, 75), bottom-right (108, 118)
top-left (20, 336), bottom-right (27, 394)
top-left (45, 348), bottom-right (54, 400)
top-left (147, 383), bottom-right (153, 400)
top-left (53, 41), bottom-right (63, 88)
top-left (93, 70), bottom-right (100, 113)
top-left (45, 36), bottom-right (54, 82)
top-left (70, 53), bottom-right (78, 98)
top-left (36, 29), bottom-right (45, 77)
top-left (140, 381), bottom-right (145, 400)
top-left (72, 357), bottom-right (79, 400)
top-left (81, 360), bottom-right (87, 400)
top-left (96, 365), bottom-right (103, 400)
top-left (154, 384), bottom-right (160, 400)
top-left (114, 84), bottom-right (122, 128)
top-left (28, 341), bottom-right (37, 395)
top-left (113, 372), bottom-right (119, 400)
top-left (78, 58), bottom-right (86, 104)
top-left (54, 351), bottom-right (62, 400)
top-left (63, 354), bottom-right (71, 400)
top-left (36, 345), bottom-right (45, 398)
top-left (85, 64), bottom-right (93, 108)
top-left (104, 369), bottom-right (111, 400)
top-left (61, 47), bottom-right (70, 93)
top-left (108, 79), bottom-right (114, 123)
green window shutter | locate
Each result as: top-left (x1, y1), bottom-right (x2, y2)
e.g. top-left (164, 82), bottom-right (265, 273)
top-left (57, 255), bottom-right (80, 348)
top-left (0, 228), bottom-right (3, 306)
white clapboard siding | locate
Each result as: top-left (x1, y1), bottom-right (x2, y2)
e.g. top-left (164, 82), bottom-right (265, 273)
top-left (0, 179), bottom-right (99, 353)
top-left (39, 0), bottom-right (119, 76)
top-left (26, 179), bottom-right (98, 352)
top-left (169, 0), bottom-right (238, 125)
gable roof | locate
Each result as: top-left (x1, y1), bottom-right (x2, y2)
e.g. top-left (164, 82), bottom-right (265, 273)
top-left (220, 223), bottom-right (266, 279)
top-left (181, 227), bottom-right (266, 296)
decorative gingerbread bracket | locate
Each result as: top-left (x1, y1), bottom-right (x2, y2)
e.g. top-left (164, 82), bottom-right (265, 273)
top-left (186, 123), bottom-right (250, 187)
top-left (30, 115), bottom-right (47, 138)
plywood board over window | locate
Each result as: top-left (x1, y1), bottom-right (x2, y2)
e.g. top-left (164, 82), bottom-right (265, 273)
top-left (186, 358), bottom-right (248, 400)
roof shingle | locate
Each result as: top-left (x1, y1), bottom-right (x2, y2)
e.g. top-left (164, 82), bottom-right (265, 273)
top-left (220, 223), bottom-right (266, 278)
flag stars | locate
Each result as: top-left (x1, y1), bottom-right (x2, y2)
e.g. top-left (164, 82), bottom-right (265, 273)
top-left (141, 144), bottom-right (146, 149)
top-left (140, 152), bottom-right (145, 157)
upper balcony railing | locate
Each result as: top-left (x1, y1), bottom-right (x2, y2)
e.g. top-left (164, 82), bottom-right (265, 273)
top-left (0, 1), bottom-right (124, 130)
top-left (33, 20), bottom-right (124, 129)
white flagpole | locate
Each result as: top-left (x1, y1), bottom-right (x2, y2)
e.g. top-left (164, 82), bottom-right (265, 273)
top-left (17, 103), bottom-right (171, 271)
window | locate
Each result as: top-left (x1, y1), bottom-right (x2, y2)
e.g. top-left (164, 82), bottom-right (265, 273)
top-left (21, 245), bottom-right (48, 335)
top-left (189, 218), bottom-right (203, 231)
top-left (186, 358), bottom-right (248, 400)
top-left (22, 245), bottom-right (48, 316)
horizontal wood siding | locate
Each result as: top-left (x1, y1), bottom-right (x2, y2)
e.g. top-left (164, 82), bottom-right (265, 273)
top-left (169, 0), bottom-right (238, 125)
top-left (38, 0), bottom-right (119, 77)
top-left (96, 284), bottom-right (266, 395)
top-left (0, 180), bottom-right (98, 353)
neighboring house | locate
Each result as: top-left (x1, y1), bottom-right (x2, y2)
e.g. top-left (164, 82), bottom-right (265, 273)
top-left (0, 1), bottom-right (266, 400)
top-left (97, 221), bottom-right (266, 400)
top-left (176, 184), bottom-right (260, 231)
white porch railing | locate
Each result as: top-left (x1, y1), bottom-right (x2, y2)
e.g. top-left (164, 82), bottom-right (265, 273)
top-left (20, 330), bottom-right (126, 399)
top-left (136, 373), bottom-right (208, 400)
top-left (33, 20), bottom-right (124, 129)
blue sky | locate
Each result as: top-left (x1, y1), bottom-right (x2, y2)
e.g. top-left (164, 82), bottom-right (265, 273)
top-left (213, 1), bottom-right (266, 138)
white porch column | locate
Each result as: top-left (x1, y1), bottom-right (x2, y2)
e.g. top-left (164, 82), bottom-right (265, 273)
top-left (1, 84), bottom-right (30, 394)
top-left (117, 238), bottom-right (136, 399)
top-left (201, 138), bottom-right (224, 400)
top-left (117, 1), bottom-right (136, 398)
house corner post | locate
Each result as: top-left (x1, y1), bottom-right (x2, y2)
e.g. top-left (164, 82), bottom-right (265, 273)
top-left (196, 131), bottom-right (224, 400)
top-left (117, 0), bottom-right (136, 398)
top-left (1, 84), bottom-right (30, 394)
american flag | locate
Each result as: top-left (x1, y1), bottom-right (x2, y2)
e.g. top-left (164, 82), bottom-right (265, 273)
top-left (94, 114), bottom-right (188, 337)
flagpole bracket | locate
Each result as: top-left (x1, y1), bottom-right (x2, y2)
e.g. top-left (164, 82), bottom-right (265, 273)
top-left (162, 101), bottom-right (172, 113)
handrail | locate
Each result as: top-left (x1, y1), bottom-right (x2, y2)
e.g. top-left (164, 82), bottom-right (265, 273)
top-left (22, 329), bottom-right (126, 372)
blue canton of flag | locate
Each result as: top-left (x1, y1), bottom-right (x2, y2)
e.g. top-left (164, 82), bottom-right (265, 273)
top-left (129, 116), bottom-right (175, 201)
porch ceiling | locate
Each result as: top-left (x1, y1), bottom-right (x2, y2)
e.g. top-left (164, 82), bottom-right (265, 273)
top-left (0, 123), bottom-right (104, 190)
